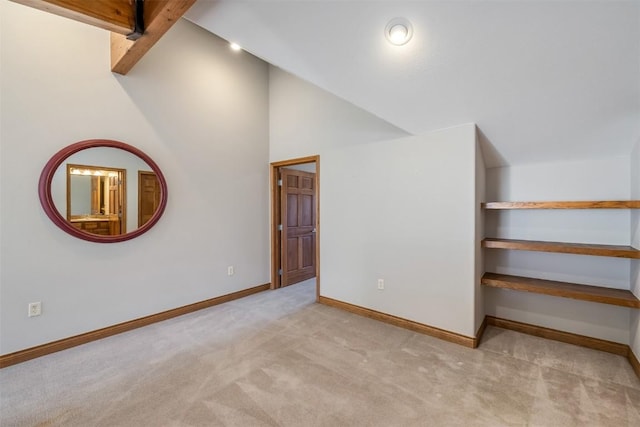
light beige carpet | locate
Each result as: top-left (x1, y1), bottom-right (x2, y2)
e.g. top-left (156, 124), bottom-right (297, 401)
top-left (1, 279), bottom-right (639, 426)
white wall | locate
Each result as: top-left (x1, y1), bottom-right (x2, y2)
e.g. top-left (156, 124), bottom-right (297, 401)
top-left (269, 67), bottom-right (479, 337)
top-left (0, 2), bottom-right (270, 354)
top-left (321, 126), bottom-right (479, 337)
top-left (485, 156), bottom-right (632, 343)
top-left (630, 140), bottom-right (640, 358)
top-left (475, 135), bottom-right (486, 333)
top-left (268, 66), bottom-right (409, 162)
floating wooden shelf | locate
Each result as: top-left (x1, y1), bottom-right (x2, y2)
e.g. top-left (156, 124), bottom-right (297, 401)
top-left (482, 238), bottom-right (640, 259)
top-left (481, 273), bottom-right (640, 308)
top-left (482, 200), bottom-right (640, 210)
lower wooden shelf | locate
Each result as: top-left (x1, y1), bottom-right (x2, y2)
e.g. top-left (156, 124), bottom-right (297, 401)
top-left (481, 272), bottom-right (640, 308)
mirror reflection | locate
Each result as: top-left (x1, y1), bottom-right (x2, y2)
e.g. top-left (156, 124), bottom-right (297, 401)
top-left (67, 164), bottom-right (126, 235)
top-left (52, 147), bottom-right (161, 237)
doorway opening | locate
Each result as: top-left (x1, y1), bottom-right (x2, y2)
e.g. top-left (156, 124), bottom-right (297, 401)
top-left (138, 170), bottom-right (161, 227)
top-left (270, 155), bottom-right (320, 301)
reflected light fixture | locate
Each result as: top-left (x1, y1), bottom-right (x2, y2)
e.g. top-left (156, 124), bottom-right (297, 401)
top-left (230, 42), bottom-right (242, 51)
top-left (69, 168), bottom-right (117, 177)
top-left (385, 17), bottom-right (413, 46)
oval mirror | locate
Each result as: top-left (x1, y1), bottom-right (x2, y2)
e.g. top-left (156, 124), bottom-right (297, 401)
top-left (39, 140), bottom-right (168, 243)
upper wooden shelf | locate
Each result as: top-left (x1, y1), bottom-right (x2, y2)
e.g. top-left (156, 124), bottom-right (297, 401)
top-left (482, 238), bottom-right (640, 259)
top-left (481, 273), bottom-right (640, 308)
top-left (482, 201), bottom-right (640, 210)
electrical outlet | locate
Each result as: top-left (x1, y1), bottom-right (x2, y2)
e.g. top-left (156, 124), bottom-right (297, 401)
top-left (377, 279), bottom-right (384, 290)
top-left (227, 266), bottom-right (234, 276)
top-left (28, 302), bottom-right (42, 317)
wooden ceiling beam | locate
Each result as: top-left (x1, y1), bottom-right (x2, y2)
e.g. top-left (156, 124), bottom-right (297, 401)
top-left (110, 0), bottom-right (198, 75)
top-left (10, 0), bottom-right (135, 35)
top-left (12, 0), bottom-right (197, 75)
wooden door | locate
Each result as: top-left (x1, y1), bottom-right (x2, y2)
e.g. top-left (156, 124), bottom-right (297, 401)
top-left (280, 168), bottom-right (316, 287)
top-left (138, 171), bottom-right (160, 227)
top-left (108, 174), bottom-right (123, 234)
top-left (90, 176), bottom-right (101, 214)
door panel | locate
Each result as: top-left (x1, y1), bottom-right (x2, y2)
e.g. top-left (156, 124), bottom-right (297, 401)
top-left (108, 175), bottom-right (123, 234)
top-left (301, 235), bottom-right (314, 267)
top-left (287, 237), bottom-right (299, 271)
top-left (287, 194), bottom-right (298, 226)
top-left (280, 168), bottom-right (316, 287)
top-left (138, 171), bottom-right (160, 227)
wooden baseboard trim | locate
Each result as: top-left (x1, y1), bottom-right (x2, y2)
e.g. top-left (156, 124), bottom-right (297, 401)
top-left (487, 316), bottom-right (640, 380)
top-left (473, 316), bottom-right (488, 349)
top-left (318, 296), bottom-right (476, 348)
top-left (486, 316), bottom-right (629, 356)
top-left (629, 349), bottom-right (640, 379)
top-left (0, 283), bottom-right (271, 369)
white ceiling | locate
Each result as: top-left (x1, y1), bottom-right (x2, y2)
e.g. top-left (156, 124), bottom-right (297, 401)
top-left (185, 0), bottom-right (640, 167)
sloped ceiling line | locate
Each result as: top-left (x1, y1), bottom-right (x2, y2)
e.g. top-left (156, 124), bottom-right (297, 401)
top-left (186, 0), bottom-right (640, 168)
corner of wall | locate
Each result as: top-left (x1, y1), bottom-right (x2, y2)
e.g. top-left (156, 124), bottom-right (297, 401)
top-left (483, 155), bottom-right (633, 344)
top-left (320, 124), bottom-right (479, 337)
top-left (267, 66), bottom-right (409, 162)
top-left (631, 140), bottom-right (640, 254)
top-left (630, 138), bottom-right (640, 358)
top-left (475, 128), bottom-right (487, 335)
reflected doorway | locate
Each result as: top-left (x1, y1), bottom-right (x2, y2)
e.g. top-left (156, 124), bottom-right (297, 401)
top-left (138, 171), bottom-right (161, 227)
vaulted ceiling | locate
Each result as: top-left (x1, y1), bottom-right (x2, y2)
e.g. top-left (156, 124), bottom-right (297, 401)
top-left (12, 1), bottom-right (639, 167)
top-left (185, 0), bottom-right (640, 167)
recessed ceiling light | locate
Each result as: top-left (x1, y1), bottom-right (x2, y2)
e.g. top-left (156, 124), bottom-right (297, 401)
top-left (230, 42), bottom-right (242, 51)
top-left (385, 18), bottom-right (413, 46)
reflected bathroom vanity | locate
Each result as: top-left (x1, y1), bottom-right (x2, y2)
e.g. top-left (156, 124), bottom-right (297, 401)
top-left (67, 164), bottom-right (126, 236)
top-left (68, 215), bottom-right (120, 235)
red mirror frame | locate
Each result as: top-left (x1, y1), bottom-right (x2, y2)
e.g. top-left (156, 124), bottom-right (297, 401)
top-left (38, 139), bottom-right (168, 243)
